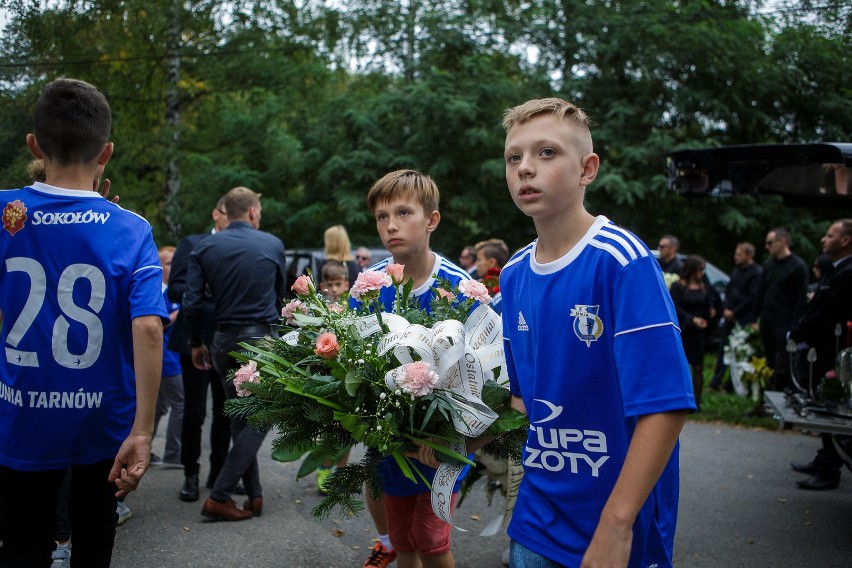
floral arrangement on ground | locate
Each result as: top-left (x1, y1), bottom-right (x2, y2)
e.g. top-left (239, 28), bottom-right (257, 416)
top-left (224, 265), bottom-right (528, 520)
top-left (723, 323), bottom-right (770, 399)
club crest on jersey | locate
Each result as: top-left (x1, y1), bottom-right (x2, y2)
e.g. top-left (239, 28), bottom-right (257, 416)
top-left (2, 200), bottom-right (28, 236)
top-left (570, 304), bottom-right (603, 347)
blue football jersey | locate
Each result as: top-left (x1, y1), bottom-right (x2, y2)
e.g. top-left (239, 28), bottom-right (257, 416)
top-left (161, 286), bottom-right (182, 377)
top-left (363, 252), bottom-right (474, 313)
top-left (501, 216), bottom-right (695, 567)
top-left (0, 183), bottom-right (168, 471)
top-left (352, 252), bottom-right (474, 496)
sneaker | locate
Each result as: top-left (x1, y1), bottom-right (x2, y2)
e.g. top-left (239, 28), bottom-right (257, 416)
top-left (51, 542), bottom-right (71, 568)
top-left (316, 466), bottom-right (333, 496)
top-left (116, 499), bottom-right (133, 526)
top-left (363, 542), bottom-right (397, 568)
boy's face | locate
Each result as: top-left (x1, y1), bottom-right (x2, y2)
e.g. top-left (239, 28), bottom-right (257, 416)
top-left (373, 197), bottom-right (438, 259)
top-left (504, 114), bottom-right (598, 224)
top-left (320, 278), bottom-right (348, 302)
top-left (159, 251), bottom-right (173, 284)
top-left (475, 250), bottom-right (496, 276)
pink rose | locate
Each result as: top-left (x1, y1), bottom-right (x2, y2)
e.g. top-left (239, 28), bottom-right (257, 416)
top-left (233, 361), bottom-right (261, 397)
top-left (825, 370), bottom-right (837, 380)
top-left (395, 361), bottom-right (440, 397)
top-left (291, 274), bottom-right (313, 296)
top-left (314, 332), bottom-right (340, 359)
top-left (385, 263), bottom-right (405, 283)
top-left (350, 270), bottom-right (392, 301)
top-left (281, 299), bottom-right (309, 325)
top-left (436, 288), bottom-right (456, 301)
top-left (458, 280), bottom-right (491, 305)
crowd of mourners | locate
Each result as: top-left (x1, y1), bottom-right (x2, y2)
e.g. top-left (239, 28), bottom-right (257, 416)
top-left (2, 78), bottom-right (850, 568)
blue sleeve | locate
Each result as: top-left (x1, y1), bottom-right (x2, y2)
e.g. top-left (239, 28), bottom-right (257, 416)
top-left (505, 338), bottom-right (521, 397)
top-left (129, 231), bottom-right (169, 322)
top-left (612, 256), bottom-right (695, 416)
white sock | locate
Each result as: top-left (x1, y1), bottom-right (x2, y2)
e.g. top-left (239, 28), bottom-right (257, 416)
top-left (378, 534), bottom-right (393, 551)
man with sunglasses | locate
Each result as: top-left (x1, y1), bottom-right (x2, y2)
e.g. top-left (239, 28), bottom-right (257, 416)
top-left (754, 227), bottom-right (809, 393)
top-left (354, 246), bottom-right (372, 271)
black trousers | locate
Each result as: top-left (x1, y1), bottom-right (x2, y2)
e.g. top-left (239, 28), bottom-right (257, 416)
top-left (0, 459), bottom-right (116, 568)
top-left (180, 352), bottom-right (231, 480)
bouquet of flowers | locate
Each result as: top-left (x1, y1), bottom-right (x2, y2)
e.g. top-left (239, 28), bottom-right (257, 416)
top-left (662, 272), bottom-right (680, 289)
top-left (225, 264), bottom-right (528, 524)
top-left (723, 323), bottom-right (769, 399)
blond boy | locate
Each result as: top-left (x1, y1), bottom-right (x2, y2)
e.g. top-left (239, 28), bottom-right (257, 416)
top-left (353, 169), bottom-right (474, 568)
top-left (498, 98), bottom-right (695, 567)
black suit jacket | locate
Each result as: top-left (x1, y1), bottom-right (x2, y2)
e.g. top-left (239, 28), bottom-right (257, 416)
top-left (791, 256), bottom-right (852, 376)
top-left (167, 232), bottom-right (217, 354)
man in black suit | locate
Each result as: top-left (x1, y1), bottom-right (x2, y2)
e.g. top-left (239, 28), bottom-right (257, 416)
top-left (184, 187), bottom-right (287, 521)
top-left (168, 196), bottom-right (232, 501)
top-left (789, 219), bottom-right (852, 490)
top-left (709, 242), bottom-right (763, 392)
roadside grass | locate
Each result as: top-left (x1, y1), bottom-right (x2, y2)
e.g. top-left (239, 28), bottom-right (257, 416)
top-left (688, 352), bottom-right (779, 430)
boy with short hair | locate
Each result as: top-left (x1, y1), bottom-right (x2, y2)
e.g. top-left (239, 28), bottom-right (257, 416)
top-left (319, 260), bottom-right (350, 304)
top-left (474, 239), bottom-right (510, 314)
top-left (0, 78), bottom-right (167, 566)
top-left (499, 98), bottom-right (695, 567)
top-left (356, 169), bottom-right (473, 568)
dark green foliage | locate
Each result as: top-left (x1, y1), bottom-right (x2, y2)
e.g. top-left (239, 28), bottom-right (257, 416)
top-left (2, 1), bottom-right (848, 255)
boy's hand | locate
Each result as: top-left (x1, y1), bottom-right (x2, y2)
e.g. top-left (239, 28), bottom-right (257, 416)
top-left (581, 517), bottom-right (633, 568)
top-left (108, 433), bottom-right (152, 497)
top-left (96, 177), bottom-right (119, 203)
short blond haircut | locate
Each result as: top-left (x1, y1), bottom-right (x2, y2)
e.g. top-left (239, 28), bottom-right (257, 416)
top-left (503, 97), bottom-right (594, 156)
top-left (367, 169), bottom-right (439, 215)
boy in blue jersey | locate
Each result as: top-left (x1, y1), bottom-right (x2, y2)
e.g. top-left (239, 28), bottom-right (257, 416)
top-left (0, 78), bottom-right (167, 567)
top-left (355, 169), bottom-right (473, 568)
top-left (497, 98), bottom-right (695, 567)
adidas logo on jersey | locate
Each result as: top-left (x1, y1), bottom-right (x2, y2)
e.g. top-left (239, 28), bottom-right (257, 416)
top-left (517, 312), bottom-right (529, 332)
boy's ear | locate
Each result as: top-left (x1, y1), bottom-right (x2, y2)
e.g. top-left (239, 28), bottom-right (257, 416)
top-left (426, 210), bottom-right (440, 233)
top-left (26, 133), bottom-right (43, 159)
top-left (580, 153), bottom-right (600, 187)
top-left (97, 142), bottom-right (114, 166)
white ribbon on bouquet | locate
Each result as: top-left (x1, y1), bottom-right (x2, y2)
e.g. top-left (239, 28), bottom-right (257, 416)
top-left (358, 305), bottom-right (506, 529)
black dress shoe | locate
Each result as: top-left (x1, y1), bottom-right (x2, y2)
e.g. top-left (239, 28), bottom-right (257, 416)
top-left (180, 474), bottom-right (200, 502)
top-left (796, 474), bottom-right (840, 490)
top-left (233, 482), bottom-right (247, 496)
top-left (790, 461), bottom-right (817, 475)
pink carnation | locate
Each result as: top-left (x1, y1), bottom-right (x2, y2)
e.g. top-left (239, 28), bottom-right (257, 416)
top-left (314, 332), bottom-right (340, 359)
top-left (396, 361), bottom-right (440, 397)
top-left (458, 280), bottom-right (491, 305)
top-left (328, 302), bottom-right (345, 314)
top-left (291, 274), bottom-right (313, 296)
top-left (233, 361), bottom-right (261, 397)
top-left (436, 288), bottom-right (456, 301)
top-left (385, 263), bottom-right (405, 283)
top-left (281, 299), bottom-right (309, 325)
top-left (350, 270), bottom-right (392, 301)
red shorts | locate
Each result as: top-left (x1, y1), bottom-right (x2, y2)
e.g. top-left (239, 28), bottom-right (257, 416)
top-left (384, 492), bottom-right (457, 555)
